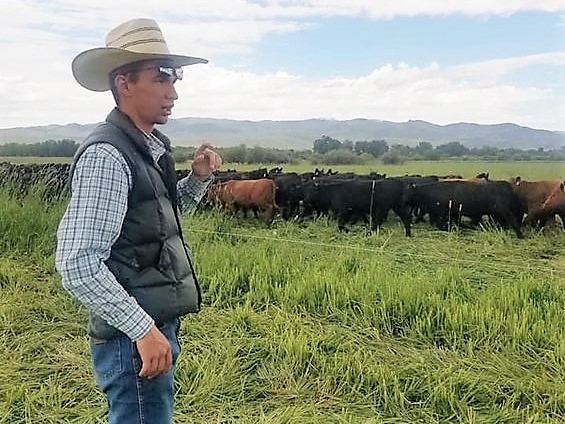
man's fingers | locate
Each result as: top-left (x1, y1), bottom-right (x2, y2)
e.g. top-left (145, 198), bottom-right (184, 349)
top-left (164, 349), bottom-right (173, 374)
top-left (195, 149), bottom-right (222, 171)
top-left (138, 352), bottom-right (172, 379)
top-left (203, 148), bottom-right (222, 169)
top-left (139, 357), bottom-right (155, 378)
top-left (194, 142), bottom-right (214, 157)
top-left (135, 325), bottom-right (172, 379)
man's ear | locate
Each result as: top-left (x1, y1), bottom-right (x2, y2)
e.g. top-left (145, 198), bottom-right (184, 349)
top-left (114, 74), bottom-right (133, 98)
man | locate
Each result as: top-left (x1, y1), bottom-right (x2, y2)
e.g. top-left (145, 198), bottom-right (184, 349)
top-left (55, 18), bottom-right (222, 423)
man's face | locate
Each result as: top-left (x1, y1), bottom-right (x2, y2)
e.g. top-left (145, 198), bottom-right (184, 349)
top-left (122, 60), bottom-right (181, 128)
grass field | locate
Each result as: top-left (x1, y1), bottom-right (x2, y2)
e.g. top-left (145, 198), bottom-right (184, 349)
top-left (0, 156), bottom-right (72, 164)
top-left (2, 156), bottom-right (564, 181)
top-left (0, 161), bottom-right (564, 423)
top-left (182, 160), bottom-right (565, 181)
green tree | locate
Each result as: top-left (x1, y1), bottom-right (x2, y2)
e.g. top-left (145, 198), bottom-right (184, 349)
top-left (312, 150), bottom-right (363, 165)
top-left (341, 139), bottom-right (354, 151)
top-left (354, 139), bottom-right (389, 157)
top-left (313, 135), bottom-right (342, 154)
top-left (381, 151), bottom-right (406, 165)
top-left (436, 141), bottom-right (469, 157)
top-left (415, 141), bottom-right (434, 154)
top-left (220, 144), bottom-right (247, 163)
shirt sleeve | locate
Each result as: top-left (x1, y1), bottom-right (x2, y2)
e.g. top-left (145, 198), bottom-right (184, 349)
top-left (55, 143), bottom-right (154, 341)
top-left (177, 171), bottom-right (214, 215)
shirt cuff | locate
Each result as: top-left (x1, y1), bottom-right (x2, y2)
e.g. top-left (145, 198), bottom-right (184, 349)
top-left (119, 306), bottom-right (155, 342)
top-left (186, 171), bottom-right (214, 187)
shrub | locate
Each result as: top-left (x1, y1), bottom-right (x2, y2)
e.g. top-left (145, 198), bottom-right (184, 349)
top-left (381, 151), bottom-right (406, 165)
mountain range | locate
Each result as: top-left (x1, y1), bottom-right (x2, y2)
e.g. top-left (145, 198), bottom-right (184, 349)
top-left (1, 117), bottom-right (564, 150)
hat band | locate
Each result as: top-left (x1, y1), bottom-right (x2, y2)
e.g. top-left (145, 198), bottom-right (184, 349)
top-left (119, 38), bottom-right (167, 49)
top-left (107, 25), bottom-right (161, 46)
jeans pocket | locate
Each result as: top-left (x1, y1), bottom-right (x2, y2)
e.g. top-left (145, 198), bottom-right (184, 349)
top-left (90, 336), bottom-right (123, 385)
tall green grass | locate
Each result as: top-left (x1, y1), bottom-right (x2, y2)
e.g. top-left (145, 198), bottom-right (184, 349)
top-left (0, 177), bottom-right (564, 422)
top-left (0, 186), bottom-right (66, 264)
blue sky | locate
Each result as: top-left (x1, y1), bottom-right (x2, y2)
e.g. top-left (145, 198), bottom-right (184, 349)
top-left (0, 1), bottom-right (564, 131)
top-left (241, 13), bottom-right (564, 76)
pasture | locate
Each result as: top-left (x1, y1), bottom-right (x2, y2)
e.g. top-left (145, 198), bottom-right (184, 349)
top-left (182, 160), bottom-right (565, 181)
top-left (2, 157), bottom-right (564, 181)
top-left (0, 160), bottom-right (564, 423)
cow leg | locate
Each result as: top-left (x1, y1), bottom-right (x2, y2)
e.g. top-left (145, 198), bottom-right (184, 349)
top-left (493, 210), bottom-right (524, 238)
top-left (415, 206), bottom-right (427, 223)
top-left (264, 205), bottom-right (275, 224)
top-left (433, 212), bottom-right (449, 231)
top-left (393, 205), bottom-right (412, 237)
top-left (558, 211), bottom-right (565, 230)
top-left (281, 204), bottom-right (291, 220)
top-left (539, 215), bottom-right (557, 229)
top-left (507, 214), bottom-right (524, 238)
top-left (337, 209), bottom-right (352, 232)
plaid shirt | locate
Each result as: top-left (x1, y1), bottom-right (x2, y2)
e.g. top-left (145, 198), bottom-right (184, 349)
top-left (55, 134), bottom-right (212, 341)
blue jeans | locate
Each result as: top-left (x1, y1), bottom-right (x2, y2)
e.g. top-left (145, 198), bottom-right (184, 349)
top-left (90, 319), bottom-right (181, 424)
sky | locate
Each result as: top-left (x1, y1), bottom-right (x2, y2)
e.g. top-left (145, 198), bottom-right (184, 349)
top-left (0, 0), bottom-right (564, 131)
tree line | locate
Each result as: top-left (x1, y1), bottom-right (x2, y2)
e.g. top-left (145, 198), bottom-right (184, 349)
top-left (0, 139), bottom-right (80, 157)
top-left (310, 135), bottom-right (565, 164)
top-left (0, 137), bottom-right (563, 164)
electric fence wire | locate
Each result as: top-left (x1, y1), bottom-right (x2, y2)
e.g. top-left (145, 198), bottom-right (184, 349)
top-left (186, 227), bottom-right (565, 277)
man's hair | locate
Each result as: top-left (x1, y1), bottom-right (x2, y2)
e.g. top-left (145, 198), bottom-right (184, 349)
top-left (109, 63), bottom-right (141, 106)
top-left (108, 61), bottom-right (144, 105)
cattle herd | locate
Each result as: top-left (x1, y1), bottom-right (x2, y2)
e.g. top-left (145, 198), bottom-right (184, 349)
top-left (205, 167), bottom-right (565, 238)
top-left (1, 162), bottom-right (564, 237)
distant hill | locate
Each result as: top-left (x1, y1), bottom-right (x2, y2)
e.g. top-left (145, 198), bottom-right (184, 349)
top-left (1, 117), bottom-right (564, 150)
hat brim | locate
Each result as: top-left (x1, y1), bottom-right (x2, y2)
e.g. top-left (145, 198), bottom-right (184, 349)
top-left (72, 47), bottom-right (208, 92)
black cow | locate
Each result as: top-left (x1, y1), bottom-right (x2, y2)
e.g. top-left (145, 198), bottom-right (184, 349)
top-left (273, 173), bottom-right (305, 220)
top-left (303, 178), bottom-right (412, 236)
top-left (404, 180), bottom-right (524, 237)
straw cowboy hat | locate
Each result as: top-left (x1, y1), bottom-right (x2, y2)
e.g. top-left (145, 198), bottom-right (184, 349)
top-left (72, 18), bottom-right (208, 92)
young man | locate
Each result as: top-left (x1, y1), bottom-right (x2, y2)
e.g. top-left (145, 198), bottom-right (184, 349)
top-left (55, 18), bottom-right (222, 423)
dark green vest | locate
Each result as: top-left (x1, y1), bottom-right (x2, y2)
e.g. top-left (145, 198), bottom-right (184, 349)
top-left (70, 108), bottom-right (201, 340)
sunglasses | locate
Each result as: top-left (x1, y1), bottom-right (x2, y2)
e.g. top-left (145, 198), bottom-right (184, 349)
top-left (126, 65), bottom-right (183, 81)
top-left (157, 66), bottom-right (183, 81)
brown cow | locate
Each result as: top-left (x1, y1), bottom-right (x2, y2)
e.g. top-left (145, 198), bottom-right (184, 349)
top-left (509, 176), bottom-right (565, 228)
top-left (530, 181), bottom-right (565, 228)
top-left (209, 179), bottom-right (278, 223)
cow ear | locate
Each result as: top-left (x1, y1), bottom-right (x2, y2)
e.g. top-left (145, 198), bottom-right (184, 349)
top-left (561, 182), bottom-right (565, 191)
top-left (515, 176), bottom-right (521, 185)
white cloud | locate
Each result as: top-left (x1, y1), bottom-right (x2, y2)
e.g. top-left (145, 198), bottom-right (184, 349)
top-left (0, 1), bottom-right (563, 131)
top-left (166, 53), bottom-right (564, 130)
top-left (1, 51), bottom-right (563, 130)
top-left (451, 52), bottom-right (565, 80)
top-left (162, 20), bottom-right (312, 57)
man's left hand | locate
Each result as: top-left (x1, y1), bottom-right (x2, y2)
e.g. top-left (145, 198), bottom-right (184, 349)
top-left (192, 142), bottom-right (222, 181)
